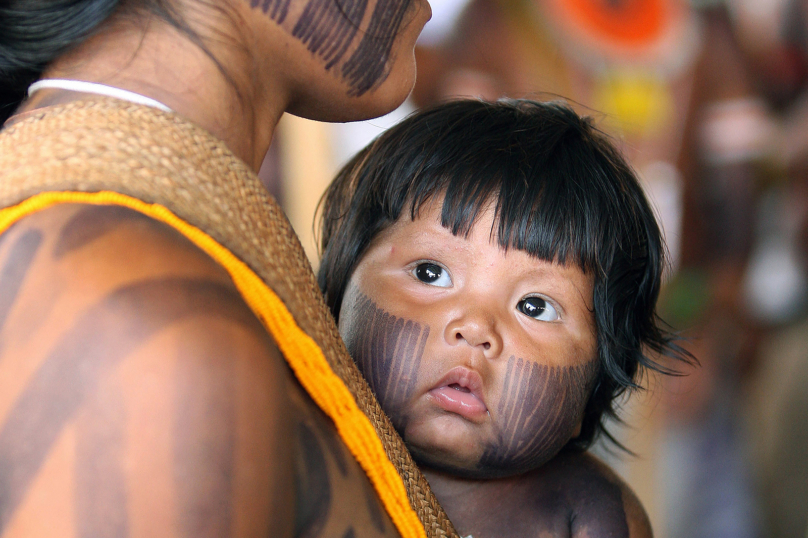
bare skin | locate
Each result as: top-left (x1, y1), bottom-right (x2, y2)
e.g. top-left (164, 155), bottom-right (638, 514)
top-left (14, 0), bottom-right (431, 170)
top-left (423, 452), bottom-right (653, 538)
top-left (342, 295), bottom-right (649, 537)
top-left (0, 204), bottom-right (400, 538)
top-left (1, 0), bottom-right (432, 535)
top-left (337, 199), bottom-right (653, 536)
top-left (339, 200), bottom-right (599, 476)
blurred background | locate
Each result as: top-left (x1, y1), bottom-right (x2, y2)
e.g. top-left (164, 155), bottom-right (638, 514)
top-left (261, 0), bottom-right (808, 536)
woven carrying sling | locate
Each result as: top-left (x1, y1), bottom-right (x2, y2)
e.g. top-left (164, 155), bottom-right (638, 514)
top-left (0, 98), bottom-right (458, 538)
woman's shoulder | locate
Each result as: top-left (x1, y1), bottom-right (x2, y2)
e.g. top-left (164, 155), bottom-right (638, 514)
top-left (1, 202), bottom-right (231, 280)
top-left (0, 201), bottom-right (280, 365)
top-left (0, 202), bottom-right (304, 536)
top-left (0, 202), bottom-right (412, 538)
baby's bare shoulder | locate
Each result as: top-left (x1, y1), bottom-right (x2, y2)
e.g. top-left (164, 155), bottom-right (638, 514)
top-left (541, 451), bottom-right (653, 538)
top-left (439, 451), bottom-right (651, 538)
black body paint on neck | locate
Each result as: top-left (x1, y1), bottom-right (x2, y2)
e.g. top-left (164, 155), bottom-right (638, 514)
top-left (292, 0), bottom-right (368, 70)
top-left (479, 357), bottom-right (598, 473)
top-left (252, 0), bottom-right (293, 23)
top-left (431, 452), bottom-right (633, 538)
top-left (342, 294), bottom-right (428, 431)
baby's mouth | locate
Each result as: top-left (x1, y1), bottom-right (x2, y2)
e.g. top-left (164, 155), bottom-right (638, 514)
top-left (428, 367), bottom-right (488, 421)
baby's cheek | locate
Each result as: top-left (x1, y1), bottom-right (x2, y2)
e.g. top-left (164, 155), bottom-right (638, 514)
top-left (342, 294), bottom-right (430, 431)
top-left (480, 357), bottom-right (598, 473)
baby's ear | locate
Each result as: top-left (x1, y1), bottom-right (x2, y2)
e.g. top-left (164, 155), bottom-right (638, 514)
top-left (572, 421), bottom-right (583, 438)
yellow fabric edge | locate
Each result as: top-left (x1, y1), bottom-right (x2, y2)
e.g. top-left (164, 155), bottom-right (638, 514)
top-left (0, 190), bottom-right (427, 538)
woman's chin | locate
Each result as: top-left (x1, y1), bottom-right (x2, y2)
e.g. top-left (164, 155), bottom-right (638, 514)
top-left (286, 58), bottom-right (415, 123)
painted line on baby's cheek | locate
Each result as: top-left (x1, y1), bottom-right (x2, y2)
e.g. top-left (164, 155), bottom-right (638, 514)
top-left (481, 358), bottom-right (598, 471)
top-left (344, 294), bottom-right (428, 427)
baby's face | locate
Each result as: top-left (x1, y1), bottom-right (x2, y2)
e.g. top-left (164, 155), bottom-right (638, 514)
top-left (338, 199), bottom-right (598, 477)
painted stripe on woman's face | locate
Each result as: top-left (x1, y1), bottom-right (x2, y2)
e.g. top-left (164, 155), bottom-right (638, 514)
top-left (248, 0), bottom-right (413, 96)
top-left (340, 0), bottom-right (413, 96)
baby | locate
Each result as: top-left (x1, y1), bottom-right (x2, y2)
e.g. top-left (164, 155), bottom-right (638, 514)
top-left (318, 99), bottom-right (690, 537)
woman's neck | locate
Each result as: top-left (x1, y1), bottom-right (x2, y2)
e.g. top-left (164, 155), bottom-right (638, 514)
top-left (20, 17), bottom-right (286, 171)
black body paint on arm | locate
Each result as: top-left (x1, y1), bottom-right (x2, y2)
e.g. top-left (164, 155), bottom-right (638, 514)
top-left (293, 421), bottom-right (332, 537)
top-left (0, 229), bottom-right (43, 332)
top-left (54, 206), bottom-right (152, 259)
top-left (0, 278), bottom-right (255, 533)
top-left (343, 294), bottom-right (428, 432)
top-left (173, 328), bottom-right (237, 538)
top-left (361, 467), bottom-right (388, 534)
top-left (75, 381), bottom-right (130, 538)
top-left (290, 388), bottom-right (398, 538)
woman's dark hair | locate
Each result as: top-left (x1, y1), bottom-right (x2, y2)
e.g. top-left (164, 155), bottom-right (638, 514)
top-left (0, 0), bottom-right (227, 123)
top-left (318, 98), bottom-right (694, 452)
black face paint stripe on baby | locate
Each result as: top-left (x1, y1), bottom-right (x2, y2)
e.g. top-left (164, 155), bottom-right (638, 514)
top-left (481, 357), bottom-right (598, 472)
top-left (344, 294), bottom-right (427, 430)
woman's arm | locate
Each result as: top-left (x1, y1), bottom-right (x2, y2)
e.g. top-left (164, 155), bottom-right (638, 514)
top-left (0, 203), bottom-right (296, 538)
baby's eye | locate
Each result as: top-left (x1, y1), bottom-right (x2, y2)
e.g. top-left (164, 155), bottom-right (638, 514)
top-left (413, 262), bottom-right (452, 287)
top-left (517, 297), bottom-right (559, 322)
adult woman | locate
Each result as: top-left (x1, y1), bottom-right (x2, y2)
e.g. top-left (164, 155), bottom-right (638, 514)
top-left (0, 1), bottom-right (454, 537)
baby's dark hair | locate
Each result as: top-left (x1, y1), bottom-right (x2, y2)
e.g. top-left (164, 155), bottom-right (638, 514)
top-left (318, 98), bottom-right (692, 451)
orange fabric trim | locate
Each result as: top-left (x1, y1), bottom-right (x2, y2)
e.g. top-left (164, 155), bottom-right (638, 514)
top-left (0, 191), bottom-right (426, 538)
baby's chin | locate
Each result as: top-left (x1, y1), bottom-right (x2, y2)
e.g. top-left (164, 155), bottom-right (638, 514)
top-left (407, 443), bottom-right (535, 480)
top-left (407, 437), bottom-right (568, 479)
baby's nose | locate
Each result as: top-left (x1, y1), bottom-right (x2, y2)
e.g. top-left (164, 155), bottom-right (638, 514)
top-left (446, 313), bottom-right (503, 359)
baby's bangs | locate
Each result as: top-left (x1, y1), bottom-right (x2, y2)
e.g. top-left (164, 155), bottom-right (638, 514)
top-left (402, 143), bottom-right (604, 275)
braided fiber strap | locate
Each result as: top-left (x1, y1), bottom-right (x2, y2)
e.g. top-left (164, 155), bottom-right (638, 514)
top-left (0, 98), bottom-right (458, 538)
